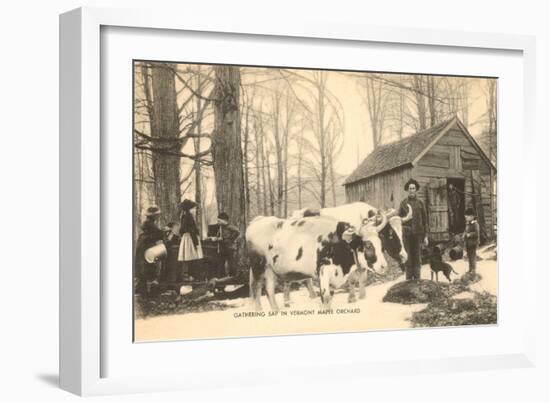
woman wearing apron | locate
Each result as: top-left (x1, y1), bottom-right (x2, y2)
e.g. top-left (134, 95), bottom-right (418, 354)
top-left (178, 199), bottom-right (203, 280)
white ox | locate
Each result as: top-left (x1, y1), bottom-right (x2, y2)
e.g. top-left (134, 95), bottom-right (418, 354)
top-left (291, 202), bottom-right (412, 267)
top-left (247, 214), bottom-right (387, 310)
top-left (245, 216), bottom-right (316, 310)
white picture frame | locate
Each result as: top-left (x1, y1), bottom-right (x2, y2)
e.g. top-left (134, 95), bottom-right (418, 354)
top-left (60, 6), bottom-right (537, 396)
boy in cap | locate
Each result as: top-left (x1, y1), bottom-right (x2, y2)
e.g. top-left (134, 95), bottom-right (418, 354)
top-left (463, 207), bottom-right (480, 273)
top-left (208, 212), bottom-right (240, 277)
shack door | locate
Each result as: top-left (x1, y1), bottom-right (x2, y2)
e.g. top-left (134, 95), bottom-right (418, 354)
top-left (426, 178), bottom-right (450, 241)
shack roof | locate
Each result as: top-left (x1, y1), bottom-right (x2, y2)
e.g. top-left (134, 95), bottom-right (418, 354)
top-left (343, 117), bottom-right (495, 185)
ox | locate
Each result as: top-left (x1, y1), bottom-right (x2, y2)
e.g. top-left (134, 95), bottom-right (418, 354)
top-left (291, 202), bottom-right (412, 268)
top-left (246, 216), bottom-right (316, 310)
top-left (248, 214), bottom-right (387, 310)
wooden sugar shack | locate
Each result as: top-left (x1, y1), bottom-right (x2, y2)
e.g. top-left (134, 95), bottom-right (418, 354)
top-left (343, 117), bottom-right (496, 242)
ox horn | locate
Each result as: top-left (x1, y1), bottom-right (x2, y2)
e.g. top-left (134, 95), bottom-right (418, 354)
top-left (401, 204), bottom-right (413, 223)
top-left (375, 210), bottom-right (388, 232)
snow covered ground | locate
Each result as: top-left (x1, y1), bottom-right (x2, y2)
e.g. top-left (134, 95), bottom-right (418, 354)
top-left (134, 244), bottom-right (497, 342)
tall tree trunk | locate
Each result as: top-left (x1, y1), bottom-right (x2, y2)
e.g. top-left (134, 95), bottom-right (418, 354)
top-left (259, 128), bottom-right (268, 215)
top-left (194, 68), bottom-right (203, 237)
top-left (413, 75), bottom-right (427, 130)
top-left (212, 66), bottom-right (245, 237)
top-left (283, 112), bottom-right (289, 218)
top-left (427, 76), bottom-right (437, 126)
top-left (365, 76), bottom-right (385, 148)
top-left (272, 94), bottom-right (284, 217)
top-left (149, 63), bottom-right (181, 226)
top-left (243, 104), bottom-right (251, 223)
top-left (297, 130), bottom-right (304, 209)
top-left (317, 78), bottom-right (327, 208)
top-left (253, 117), bottom-right (262, 215)
top-left (266, 150), bottom-right (275, 216)
top-left (487, 80), bottom-right (497, 239)
top-left (329, 156), bottom-right (337, 207)
top-left (397, 88), bottom-right (405, 139)
top-left (460, 79), bottom-right (469, 128)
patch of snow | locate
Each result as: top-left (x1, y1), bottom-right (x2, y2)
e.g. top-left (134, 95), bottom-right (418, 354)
top-left (179, 285), bottom-right (193, 295)
top-left (223, 285), bottom-right (244, 293)
top-left (453, 291), bottom-right (475, 300)
top-left (136, 253), bottom-right (497, 341)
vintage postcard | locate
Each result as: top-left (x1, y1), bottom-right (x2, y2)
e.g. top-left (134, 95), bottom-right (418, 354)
top-left (133, 61), bottom-right (497, 342)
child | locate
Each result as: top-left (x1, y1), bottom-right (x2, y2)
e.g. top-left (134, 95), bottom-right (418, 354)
top-left (463, 207), bottom-right (480, 273)
top-left (178, 199), bottom-right (203, 280)
top-left (207, 212), bottom-right (240, 277)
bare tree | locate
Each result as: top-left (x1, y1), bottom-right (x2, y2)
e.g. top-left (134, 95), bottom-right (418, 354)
top-left (295, 121), bottom-right (306, 209)
top-left (326, 120), bottom-right (344, 206)
top-left (358, 75), bottom-right (389, 148)
top-left (134, 62), bottom-right (214, 228)
top-left (486, 79), bottom-right (497, 238)
top-left (269, 87), bottom-right (285, 216)
top-left (241, 85), bottom-right (253, 223)
top-left (192, 65), bottom-right (205, 236)
top-left (282, 91), bottom-right (297, 216)
top-left (426, 76), bottom-right (439, 127)
top-left (262, 82), bottom-right (297, 217)
top-left (411, 75), bottom-right (428, 130)
top-left (212, 66), bottom-right (246, 237)
top-left (280, 70), bottom-right (344, 208)
top-left (141, 63), bottom-right (181, 225)
top-left (251, 111), bottom-right (264, 215)
top-left (484, 80), bottom-right (497, 164)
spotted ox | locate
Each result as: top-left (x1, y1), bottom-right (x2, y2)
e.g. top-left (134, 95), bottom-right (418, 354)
top-left (292, 202), bottom-right (412, 267)
top-left (246, 216), bottom-right (317, 310)
top-left (250, 215), bottom-right (384, 310)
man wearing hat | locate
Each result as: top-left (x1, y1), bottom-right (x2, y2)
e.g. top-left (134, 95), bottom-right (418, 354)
top-left (208, 212), bottom-right (240, 277)
top-left (463, 207), bottom-right (480, 273)
top-left (399, 178), bottom-right (428, 280)
top-left (134, 206), bottom-right (165, 296)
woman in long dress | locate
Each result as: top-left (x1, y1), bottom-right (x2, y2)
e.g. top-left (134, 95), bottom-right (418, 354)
top-left (178, 199), bottom-right (203, 280)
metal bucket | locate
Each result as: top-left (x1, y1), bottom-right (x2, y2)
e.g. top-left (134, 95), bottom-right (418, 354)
top-left (144, 243), bottom-right (167, 263)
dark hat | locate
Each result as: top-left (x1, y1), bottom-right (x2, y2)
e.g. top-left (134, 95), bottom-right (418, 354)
top-left (145, 206), bottom-right (161, 217)
top-left (464, 207), bottom-right (476, 216)
top-left (179, 199), bottom-right (197, 211)
top-left (404, 178), bottom-right (420, 191)
top-left (218, 212), bottom-right (229, 221)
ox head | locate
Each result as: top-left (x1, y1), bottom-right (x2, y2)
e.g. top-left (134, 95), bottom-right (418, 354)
top-left (378, 204), bottom-right (413, 266)
top-left (357, 211), bottom-right (388, 273)
top-left (317, 222), bottom-right (361, 306)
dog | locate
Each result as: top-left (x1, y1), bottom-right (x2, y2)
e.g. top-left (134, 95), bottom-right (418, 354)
top-left (429, 246), bottom-right (458, 283)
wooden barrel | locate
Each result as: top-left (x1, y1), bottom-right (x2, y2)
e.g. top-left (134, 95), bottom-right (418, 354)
top-left (449, 246), bottom-right (463, 260)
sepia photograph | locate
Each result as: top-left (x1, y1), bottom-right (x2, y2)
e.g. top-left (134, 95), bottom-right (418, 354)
top-left (132, 61), bottom-right (498, 342)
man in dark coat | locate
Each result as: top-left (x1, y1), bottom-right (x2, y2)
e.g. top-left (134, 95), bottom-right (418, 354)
top-left (134, 206), bottom-right (165, 295)
top-left (463, 207), bottom-right (480, 273)
top-left (399, 178), bottom-right (428, 280)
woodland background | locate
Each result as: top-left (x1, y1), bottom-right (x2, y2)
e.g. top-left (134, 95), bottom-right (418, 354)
top-left (134, 63), bottom-right (497, 238)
